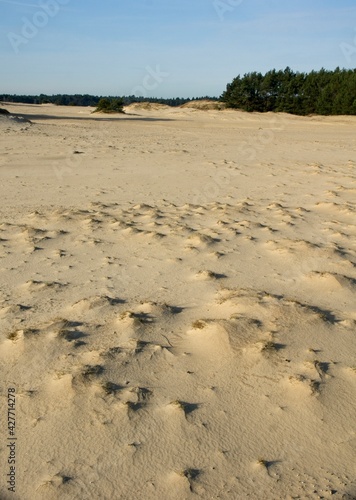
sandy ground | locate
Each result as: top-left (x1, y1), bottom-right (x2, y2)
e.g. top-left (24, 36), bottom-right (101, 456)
top-left (0, 102), bottom-right (356, 500)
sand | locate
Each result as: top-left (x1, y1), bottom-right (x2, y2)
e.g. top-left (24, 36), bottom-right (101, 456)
top-left (0, 102), bottom-right (356, 500)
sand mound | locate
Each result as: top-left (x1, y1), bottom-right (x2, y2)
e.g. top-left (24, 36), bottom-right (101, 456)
top-left (0, 107), bottom-right (10, 115)
top-left (125, 102), bottom-right (171, 111)
top-left (180, 100), bottom-right (226, 110)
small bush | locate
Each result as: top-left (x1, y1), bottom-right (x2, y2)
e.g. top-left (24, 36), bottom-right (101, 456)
top-left (94, 98), bottom-right (124, 114)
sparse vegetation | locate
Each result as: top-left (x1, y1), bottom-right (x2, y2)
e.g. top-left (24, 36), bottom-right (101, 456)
top-left (94, 97), bottom-right (125, 114)
top-left (191, 320), bottom-right (206, 329)
top-left (7, 330), bottom-right (20, 341)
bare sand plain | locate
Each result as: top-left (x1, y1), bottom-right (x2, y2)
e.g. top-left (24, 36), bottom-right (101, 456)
top-left (0, 102), bottom-right (356, 499)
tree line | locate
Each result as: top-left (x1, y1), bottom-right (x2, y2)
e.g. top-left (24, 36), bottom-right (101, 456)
top-left (0, 94), bottom-right (217, 108)
top-left (2, 67), bottom-right (355, 115)
top-left (221, 67), bottom-right (356, 115)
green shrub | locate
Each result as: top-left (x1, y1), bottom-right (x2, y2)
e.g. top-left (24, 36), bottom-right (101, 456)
top-left (94, 97), bottom-right (124, 114)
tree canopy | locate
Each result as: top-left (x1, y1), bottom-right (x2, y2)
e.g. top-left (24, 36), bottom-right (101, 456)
top-left (221, 67), bottom-right (356, 115)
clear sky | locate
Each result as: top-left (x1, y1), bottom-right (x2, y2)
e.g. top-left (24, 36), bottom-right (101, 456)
top-left (1, 0), bottom-right (356, 97)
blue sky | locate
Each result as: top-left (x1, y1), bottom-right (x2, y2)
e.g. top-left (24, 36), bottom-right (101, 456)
top-left (1, 0), bottom-right (355, 97)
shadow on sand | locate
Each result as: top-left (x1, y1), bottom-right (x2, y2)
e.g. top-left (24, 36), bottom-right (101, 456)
top-left (12, 112), bottom-right (174, 123)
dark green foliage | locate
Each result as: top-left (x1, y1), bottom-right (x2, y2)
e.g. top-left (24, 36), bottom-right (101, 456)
top-left (94, 97), bottom-right (124, 113)
top-left (0, 94), bottom-right (102, 107)
top-left (221, 67), bottom-right (356, 115)
top-left (0, 94), bottom-right (217, 108)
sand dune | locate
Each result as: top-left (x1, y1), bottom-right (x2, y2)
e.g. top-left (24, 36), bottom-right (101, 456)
top-left (1, 103), bottom-right (356, 499)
